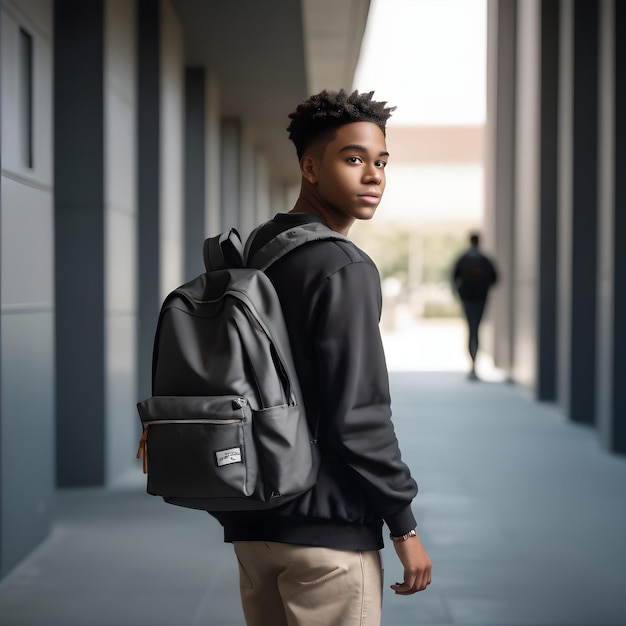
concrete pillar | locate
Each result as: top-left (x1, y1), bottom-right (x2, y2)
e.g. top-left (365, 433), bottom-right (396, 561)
top-left (570, 0), bottom-right (599, 424)
top-left (612, 0), bottom-right (626, 450)
top-left (55, 0), bottom-right (139, 487)
top-left (511, 0), bottom-right (541, 388)
top-left (596, 0), bottom-right (626, 452)
top-left (557, 0), bottom-right (574, 419)
top-left (136, 0), bottom-right (161, 403)
top-left (485, 0), bottom-right (516, 375)
top-left (136, 0), bottom-right (184, 401)
top-left (158, 0), bottom-right (184, 298)
top-left (508, 0), bottom-right (566, 396)
top-left (557, 0), bottom-right (599, 424)
top-left (536, 0), bottom-right (560, 401)
top-left (0, 1), bottom-right (3, 574)
top-left (54, 0), bottom-right (106, 486)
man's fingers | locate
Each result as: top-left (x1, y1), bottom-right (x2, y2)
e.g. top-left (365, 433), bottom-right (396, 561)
top-left (390, 572), bottom-right (431, 594)
top-left (390, 577), bottom-right (418, 595)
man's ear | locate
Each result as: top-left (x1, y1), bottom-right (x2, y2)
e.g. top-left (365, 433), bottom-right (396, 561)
top-left (300, 155), bottom-right (319, 184)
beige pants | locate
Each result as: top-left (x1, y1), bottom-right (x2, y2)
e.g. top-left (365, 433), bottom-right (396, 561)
top-left (233, 541), bottom-right (383, 626)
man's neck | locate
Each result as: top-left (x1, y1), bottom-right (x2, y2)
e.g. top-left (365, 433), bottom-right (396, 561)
top-left (290, 193), bottom-right (354, 236)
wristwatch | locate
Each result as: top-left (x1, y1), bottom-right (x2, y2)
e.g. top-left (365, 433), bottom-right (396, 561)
top-left (389, 528), bottom-right (417, 542)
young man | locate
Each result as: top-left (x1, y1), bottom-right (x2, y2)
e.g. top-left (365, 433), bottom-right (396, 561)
top-left (453, 233), bottom-right (498, 380)
top-left (213, 89), bottom-right (432, 626)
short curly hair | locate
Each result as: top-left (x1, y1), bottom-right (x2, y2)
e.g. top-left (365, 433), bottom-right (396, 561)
top-left (287, 89), bottom-right (395, 160)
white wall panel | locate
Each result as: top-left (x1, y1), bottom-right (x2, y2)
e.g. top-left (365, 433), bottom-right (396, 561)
top-left (1, 179), bottom-right (53, 308)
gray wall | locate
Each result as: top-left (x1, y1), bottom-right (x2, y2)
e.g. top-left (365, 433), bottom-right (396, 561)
top-left (0, 0), bottom-right (55, 575)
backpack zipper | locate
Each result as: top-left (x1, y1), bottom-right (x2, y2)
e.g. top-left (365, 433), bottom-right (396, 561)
top-left (189, 289), bottom-right (272, 338)
top-left (136, 415), bottom-right (245, 474)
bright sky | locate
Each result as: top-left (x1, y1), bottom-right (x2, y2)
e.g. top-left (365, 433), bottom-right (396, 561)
top-left (353, 0), bottom-right (487, 126)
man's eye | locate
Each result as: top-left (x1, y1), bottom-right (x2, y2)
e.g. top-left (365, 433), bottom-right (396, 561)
top-left (347, 156), bottom-right (363, 164)
top-left (375, 160), bottom-right (388, 168)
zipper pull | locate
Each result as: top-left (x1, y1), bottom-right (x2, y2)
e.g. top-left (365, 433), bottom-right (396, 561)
top-left (136, 428), bottom-right (148, 474)
top-left (232, 397), bottom-right (248, 409)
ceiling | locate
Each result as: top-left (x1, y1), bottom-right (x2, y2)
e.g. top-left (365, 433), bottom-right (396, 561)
top-left (170, 0), bottom-right (370, 186)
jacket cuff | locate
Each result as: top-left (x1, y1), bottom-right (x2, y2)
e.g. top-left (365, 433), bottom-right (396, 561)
top-left (385, 505), bottom-right (417, 537)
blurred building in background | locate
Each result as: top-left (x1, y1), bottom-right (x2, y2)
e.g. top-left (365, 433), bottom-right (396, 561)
top-left (351, 124), bottom-right (484, 325)
top-left (0, 0), bottom-right (369, 577)
top-left (1, 0), bottom-right (624, 581)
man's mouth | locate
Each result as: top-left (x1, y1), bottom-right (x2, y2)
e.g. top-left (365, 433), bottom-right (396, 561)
top-left (359, 193), bottom-right (381, 204)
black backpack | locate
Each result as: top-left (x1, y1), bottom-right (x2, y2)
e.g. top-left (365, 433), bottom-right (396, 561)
top-left (136, 221), bottom-right (348, 511)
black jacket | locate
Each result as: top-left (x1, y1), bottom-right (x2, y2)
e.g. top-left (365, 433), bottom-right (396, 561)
top-left (453, 248), bottom-right (498, 301)
top-left (213, 213), bottom-right (418, 550)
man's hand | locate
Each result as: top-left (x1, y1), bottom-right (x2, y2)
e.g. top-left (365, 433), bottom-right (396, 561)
top-left (390, 531), bottom-right (432, 595)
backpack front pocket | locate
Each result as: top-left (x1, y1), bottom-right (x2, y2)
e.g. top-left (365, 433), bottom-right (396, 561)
top-left (137, 396), bottom-right (257, 499)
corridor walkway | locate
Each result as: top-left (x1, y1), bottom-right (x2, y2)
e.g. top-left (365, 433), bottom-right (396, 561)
top-left (1, 369), bottom-right (626, 625)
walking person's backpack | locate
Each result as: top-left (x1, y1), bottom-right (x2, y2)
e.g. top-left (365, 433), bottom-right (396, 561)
top-left (136, 221), bottom-right (348, 512)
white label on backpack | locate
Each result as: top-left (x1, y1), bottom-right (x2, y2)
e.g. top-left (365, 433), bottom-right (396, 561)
top-left (216, 447), bottom-right (242, 467)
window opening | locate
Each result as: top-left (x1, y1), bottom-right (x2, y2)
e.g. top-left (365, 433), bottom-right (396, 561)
top-left (19, 28), bottom-right (34, 169)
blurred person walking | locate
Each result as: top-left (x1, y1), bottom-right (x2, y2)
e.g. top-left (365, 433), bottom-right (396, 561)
top-left (453, 233), bottom-right (498, 380)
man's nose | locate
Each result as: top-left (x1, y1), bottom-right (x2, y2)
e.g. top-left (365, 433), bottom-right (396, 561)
top-left (363, 166), bottom-right (381, 183)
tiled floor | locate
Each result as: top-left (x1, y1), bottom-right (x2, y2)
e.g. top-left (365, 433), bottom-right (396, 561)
top-left (1, 371), bottom-right (626, 625)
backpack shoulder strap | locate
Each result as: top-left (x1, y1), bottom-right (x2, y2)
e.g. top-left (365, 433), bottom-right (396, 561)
top-left (245, 221), bottom-right (352, 271)
top-left (203, 229), bottom-right (245, 271)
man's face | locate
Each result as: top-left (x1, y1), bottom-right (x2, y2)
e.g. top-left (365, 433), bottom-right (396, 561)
top-left (309, 122), bottom-right (389, 225)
